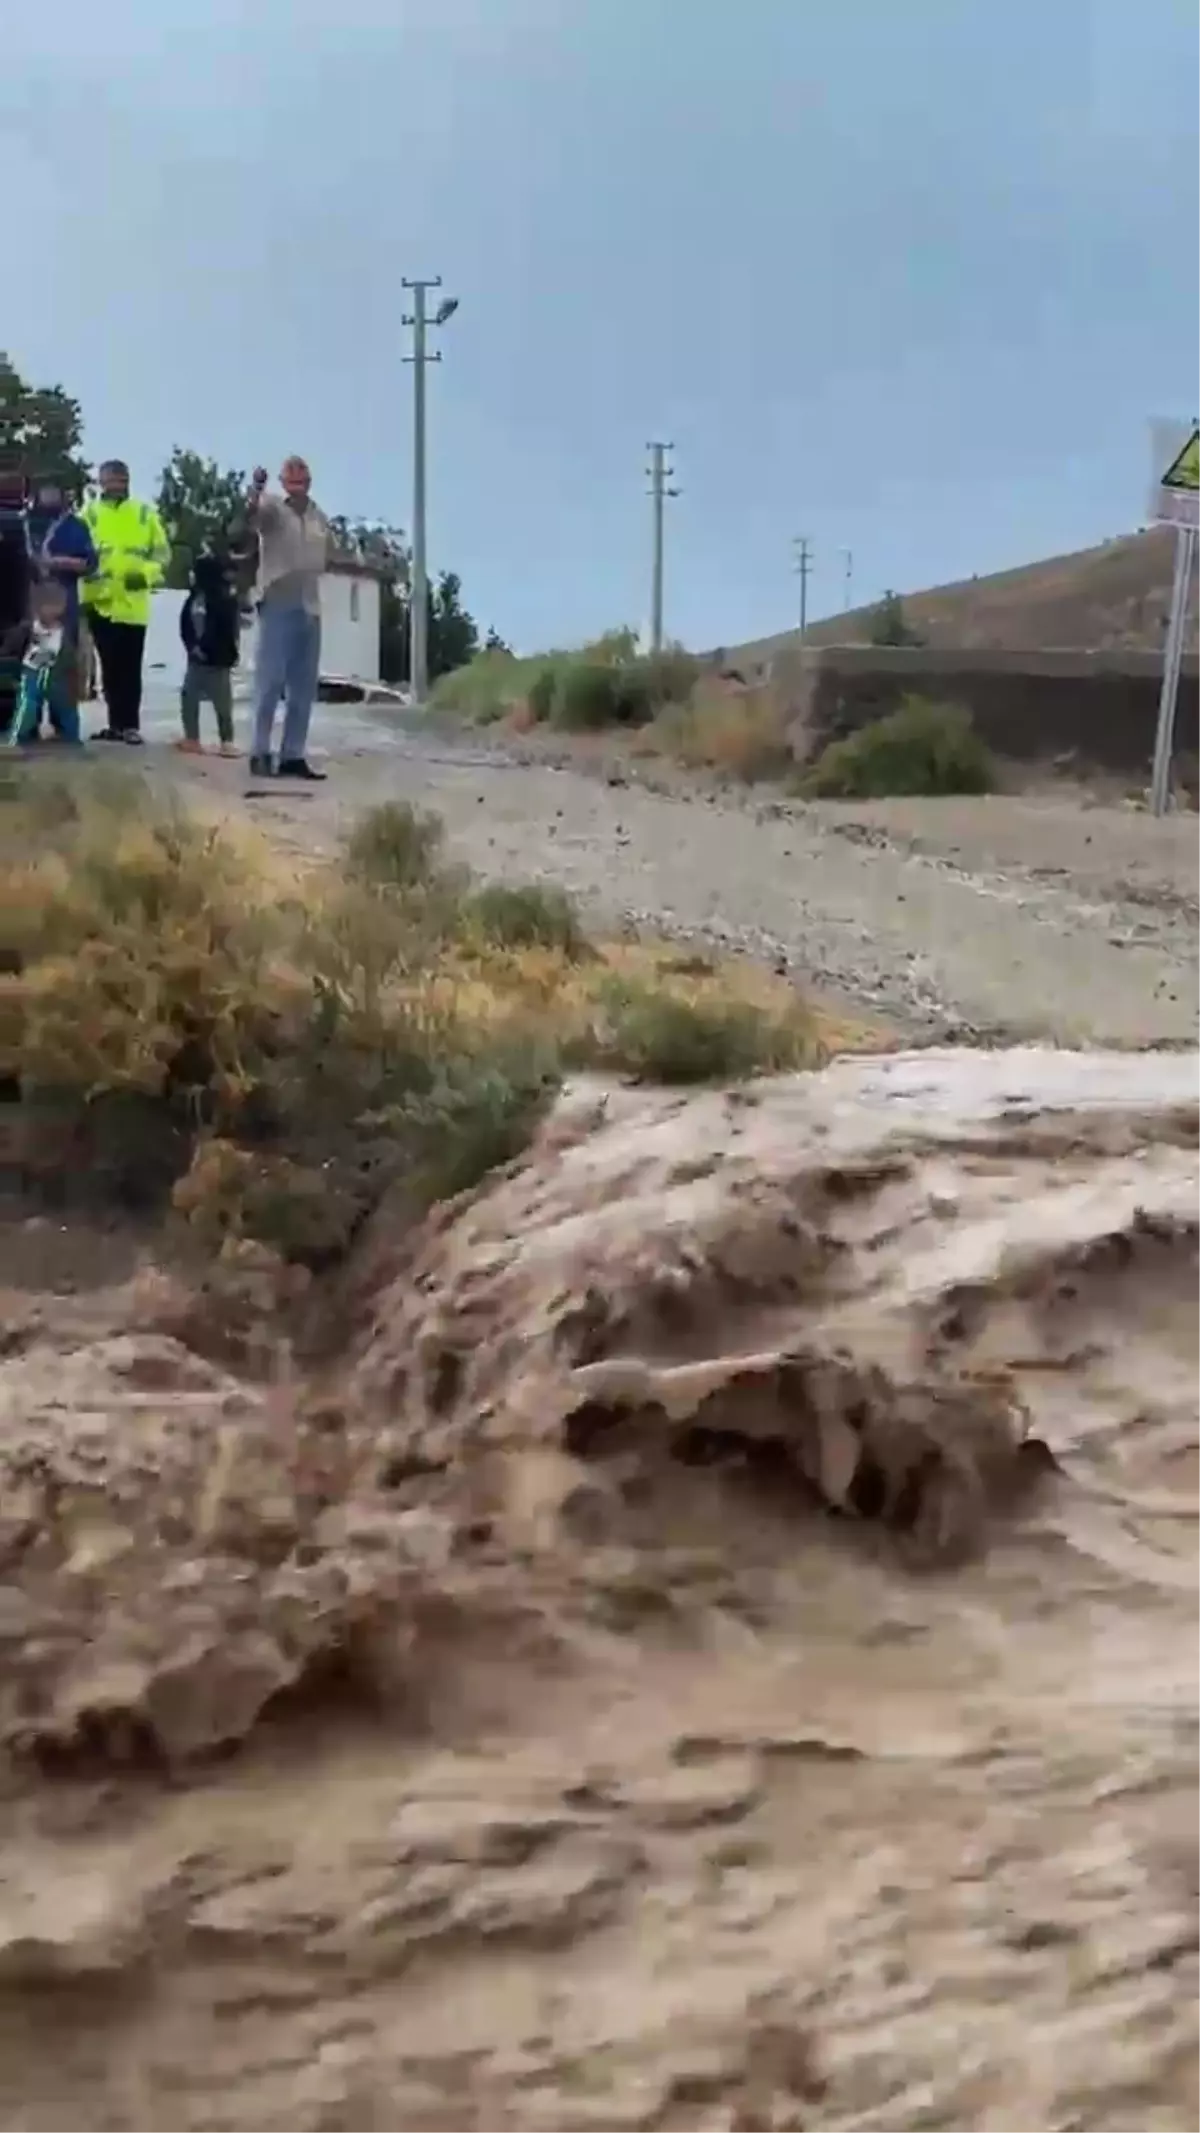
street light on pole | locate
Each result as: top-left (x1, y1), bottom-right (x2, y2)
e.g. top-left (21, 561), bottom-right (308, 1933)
top-left (646, 442), bottom-right (679, 653)
top-left (402, 276), bottom-right (457, 706)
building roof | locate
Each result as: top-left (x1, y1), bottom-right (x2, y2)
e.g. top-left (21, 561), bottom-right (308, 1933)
top-left (325, 549), bottom-right (392, 582)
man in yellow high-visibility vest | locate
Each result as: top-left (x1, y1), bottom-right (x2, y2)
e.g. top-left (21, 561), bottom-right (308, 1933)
top-left (81, 459), bottom-right (170, 744)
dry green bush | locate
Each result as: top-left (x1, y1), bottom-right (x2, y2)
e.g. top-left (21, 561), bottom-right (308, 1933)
top-left (642, 682), bottom-right (794, 782)
top-left (343, 797), bottom-right (448, 888)
top-left (550, 659), bottom-right (654, 731)
top-left (640, 646), bottom-right (701, 706)
top-left (4, 772), bottom-right (555, 1258)
top-left (461, 880), bottom-right (590, 958)
top-left (430, 629), bottom-right (699, 736)
top-left (580, 975), bottom-right (815, 1085)
top-left (4, 770), bottom-right (822, 1265)
top-left (801, 697), bottom-right (997, 799)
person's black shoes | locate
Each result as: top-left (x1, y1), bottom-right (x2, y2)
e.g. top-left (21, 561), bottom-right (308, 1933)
top-left (246, 756), bottom-right (327, 782)
top-left (122, 731), bottom-right (144, 746)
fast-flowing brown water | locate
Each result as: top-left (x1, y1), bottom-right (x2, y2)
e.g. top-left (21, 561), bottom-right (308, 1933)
top-left (0, 1047), bottom-right (1196, 2131)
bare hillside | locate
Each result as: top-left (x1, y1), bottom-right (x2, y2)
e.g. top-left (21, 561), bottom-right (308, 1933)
top-left (726, 527), bottom-right (1196, 663)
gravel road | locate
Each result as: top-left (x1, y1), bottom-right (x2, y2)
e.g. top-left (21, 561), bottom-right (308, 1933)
top-left (144, 696), bottom-right (1199, 1046)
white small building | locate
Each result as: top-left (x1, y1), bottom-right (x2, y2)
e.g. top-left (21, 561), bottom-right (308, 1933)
top-left (316, 554), bottom-right (383, 686)
top-left (144, 554), bottom-right (384, 693)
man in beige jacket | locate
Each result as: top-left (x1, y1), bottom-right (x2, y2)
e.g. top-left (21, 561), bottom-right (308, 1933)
top-left (245, 455), bottom-right (332, 779)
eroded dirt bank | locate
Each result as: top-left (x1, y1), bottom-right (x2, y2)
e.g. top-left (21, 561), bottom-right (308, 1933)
top-left (1, 1047), bottom-right (1197, 2130)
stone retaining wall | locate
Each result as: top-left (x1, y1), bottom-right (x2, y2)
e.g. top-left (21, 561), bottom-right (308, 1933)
top-left (713, 645), bottom-right (1200, 776)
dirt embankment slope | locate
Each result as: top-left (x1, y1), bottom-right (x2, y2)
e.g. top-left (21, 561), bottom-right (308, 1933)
top-left (726, 525), bottom-right (1197, 661)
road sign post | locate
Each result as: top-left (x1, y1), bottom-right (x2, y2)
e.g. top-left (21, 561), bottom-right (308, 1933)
top-left (1149, 524), bottom-right (1196, 817)
top-left (1147, 420), bottom-right (1199, 816)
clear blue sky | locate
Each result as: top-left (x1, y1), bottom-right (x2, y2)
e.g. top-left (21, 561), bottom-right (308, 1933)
top-left (3, 0), bottom-right (1197, 650)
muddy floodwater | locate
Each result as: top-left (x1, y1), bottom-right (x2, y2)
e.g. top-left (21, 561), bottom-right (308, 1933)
top-left (0, 1046), bottom-right (1196, 2130)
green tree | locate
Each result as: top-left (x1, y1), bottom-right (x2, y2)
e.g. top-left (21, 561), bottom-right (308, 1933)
top-left (429, 569), bottom-right (479, 680)
top-left (868, 589), bottom-right (925, 648)
top-left (156, 448), bottom-right (248, 588)
top-left (0, 351), bottom-right (89, 493)
top-left (484, 626), bottom-right (512, 653)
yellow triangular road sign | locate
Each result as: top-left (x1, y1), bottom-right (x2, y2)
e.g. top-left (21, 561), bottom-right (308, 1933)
top-left (1161, 425), bottom-right (1199, 492)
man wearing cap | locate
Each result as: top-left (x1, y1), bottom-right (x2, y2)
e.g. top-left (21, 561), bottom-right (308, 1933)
top-left (244, 455), bottom-right (332, 780)
top-left (80, 460), bottom-right (170, 744)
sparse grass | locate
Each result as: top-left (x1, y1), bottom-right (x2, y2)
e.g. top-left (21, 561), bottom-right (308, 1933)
top-left (579, 975), bottom-right (815, 1084)
top-left (800, 696), bottom-right (998, 799)
top-left (344, 797), bottom-right (447, 888)
top-left (461, 880), bottom-right (590, 958)
top-left (638, 683), bottom-right (794, 783)
top-left (3, 767), bottom-right (828, 1267)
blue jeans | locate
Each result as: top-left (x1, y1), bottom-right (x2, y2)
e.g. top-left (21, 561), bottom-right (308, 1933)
top-left (252, 600), bottom-right (321, 761)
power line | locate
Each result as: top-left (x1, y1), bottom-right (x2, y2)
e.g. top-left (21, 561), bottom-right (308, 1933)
top-left (646, 442), bottom-right (679, 653)
top-left (792, 536), bottom-right (812, 639)
top-left (402, 276), bottom-right (458, 706)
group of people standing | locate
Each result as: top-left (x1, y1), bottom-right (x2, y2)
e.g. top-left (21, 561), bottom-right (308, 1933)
top-left (1, 458), bottom-right (170, 747)
top-left (2, 452), bottom-right (333, 780)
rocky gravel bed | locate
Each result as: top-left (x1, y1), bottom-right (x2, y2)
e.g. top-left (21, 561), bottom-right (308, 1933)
top-left (150, 710), bottom-right (1200, 1046)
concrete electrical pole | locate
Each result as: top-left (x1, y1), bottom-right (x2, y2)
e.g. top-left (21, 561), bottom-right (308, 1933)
top-left (841, 548), bottom-right (853, 612)
top-left (792, 536), bottom-right (812, 639)
top-left (402, 276), bottom-right (459, 706)
top-left (646, 441), bottom-right (679, 653)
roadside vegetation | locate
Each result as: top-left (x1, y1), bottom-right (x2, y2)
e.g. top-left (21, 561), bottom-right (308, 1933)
top-left (637, 683), bottom-right (795, 783)
top-left (429, 627), bottom-right (699, 733)
top-left (3, 768), bottom-right (821, 1270)
top-left (432, 632), bottom-right (998, 799)
top-left (432, 627), bottom-right (799, 781)
top-left (799, 697), bottom-right (997, 799)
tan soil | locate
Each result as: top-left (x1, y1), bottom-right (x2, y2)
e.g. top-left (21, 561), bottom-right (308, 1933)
top-left (1, 1045), bottom-right (1196, 2130)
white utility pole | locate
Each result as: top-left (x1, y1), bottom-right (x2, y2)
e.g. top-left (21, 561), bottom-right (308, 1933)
top-left (402, 276), bottom-right (458, 705)
top-left (646, 441), bottom-right (679, 652)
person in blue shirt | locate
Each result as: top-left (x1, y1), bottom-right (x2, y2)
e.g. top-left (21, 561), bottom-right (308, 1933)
top-left (27, 479), bottom-right (97, 734)
top-left (0, 483), bottom-right (34, 738)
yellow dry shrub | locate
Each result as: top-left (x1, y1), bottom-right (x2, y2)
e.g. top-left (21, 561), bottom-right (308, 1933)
top-left (5, 772), bottom-right (836, 1264)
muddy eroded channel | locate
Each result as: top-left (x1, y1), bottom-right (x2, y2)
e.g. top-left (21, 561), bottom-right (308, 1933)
top-left (0, 1047), bottom-right (1196, 2131)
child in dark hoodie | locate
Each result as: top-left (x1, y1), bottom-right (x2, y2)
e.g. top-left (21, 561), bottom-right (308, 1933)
top-left (178, 549), bottom-right (241, 755)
